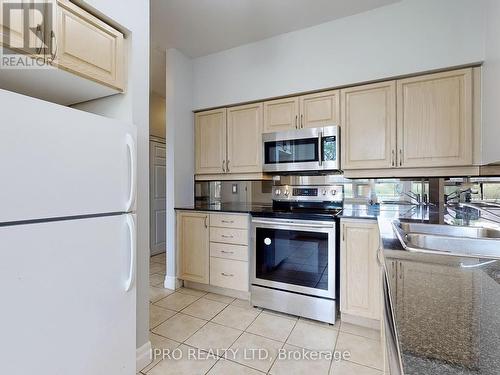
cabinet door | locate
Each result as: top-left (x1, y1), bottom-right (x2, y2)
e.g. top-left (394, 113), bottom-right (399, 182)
top-left (341, 81), bottom-right (396, 170)
top-left (177, 212), bottom-right (209, 284)
top-left (396, 260), bottom-right (476, 366)
top-left (195, 108), bottom-right (227, 175)
top-left (340, 220), bottom-right (381, 320)
top-left (263, 97), bottom-right (299, 133)
top-left (227, 103), bottom-right (263, 173)
top-left (55, 0), bottom-right (125, 91)
top-left (299, 90), bottom-right (340, 129)
top-left (397, 68), bottom-right (472, 168)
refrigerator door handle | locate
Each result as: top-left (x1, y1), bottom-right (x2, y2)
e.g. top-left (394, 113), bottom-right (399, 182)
top-left (125, 134), bottom-right (136, 212)
top-left (124, 214), bottom-right (136, 292)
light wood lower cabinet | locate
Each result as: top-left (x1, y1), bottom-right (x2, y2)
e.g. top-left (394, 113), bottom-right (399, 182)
top-left (210, 257), bottom-right (248, 291)
top-left (341, 81), bottom-right (396, 170)
top-left (397, 68), bottom-right (472, 168)
top-left (340, 219), bottom-right (381, 321)
top-left (177, 211), bottom-right (250, 292)
top-left (177, 211), bottom-right (209, 284)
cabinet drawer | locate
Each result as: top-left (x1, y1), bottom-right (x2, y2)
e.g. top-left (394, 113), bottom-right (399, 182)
top-left (210, 242), bottom-right (248, 262)
top-left (210, 257), bottom-right (248, 291)
top-left (210, 213), bottom-right (248, 229)
top-left (210, 227), bottom-right (248, 245)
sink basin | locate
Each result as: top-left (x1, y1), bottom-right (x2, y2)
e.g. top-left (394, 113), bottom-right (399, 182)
top-left (392, 220), bottom-right (500, 259)
top-left (398, 222), bottom-right (500, 239)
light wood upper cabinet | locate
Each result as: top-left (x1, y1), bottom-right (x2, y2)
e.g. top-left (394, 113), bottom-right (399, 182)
top-left (299, 90), bottom-right (340, 129)
top-left (263, 97), bottom-right (299, 133)
top-left (341, 81), bottom-right (396, 170)
top-left (54, 0), bottom-right (125, 91)
top-left (397, 68), bottom-right (472, 168)
top-left (177, 211), bottom-right (209, 284)
top-left (195, 109), bottom-right (227, 175)
top-left (340, 220), bottom-right (381, 321)
top-left (227, 103), bottom-right (263, 174)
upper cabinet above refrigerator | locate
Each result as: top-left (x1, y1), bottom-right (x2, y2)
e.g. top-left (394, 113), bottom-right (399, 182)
top-left (0, 0), bottom-right (127, 105)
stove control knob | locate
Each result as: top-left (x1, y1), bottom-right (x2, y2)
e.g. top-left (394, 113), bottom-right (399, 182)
top-left (331, 190), bottom-right (337, 195)
top-left (284, 190), bottom-right (290, 197)
top-left (275, 189), bottom-right (281, 196)
top-left (322, 189), bottom-right (327, 196)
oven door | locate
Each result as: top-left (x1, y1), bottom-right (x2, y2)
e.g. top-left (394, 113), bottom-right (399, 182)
top-left (251, 217), bottom-right (336, 299)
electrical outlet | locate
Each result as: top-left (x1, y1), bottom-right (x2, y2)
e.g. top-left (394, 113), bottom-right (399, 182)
top-left (232, 184), bottom-right (238, 194)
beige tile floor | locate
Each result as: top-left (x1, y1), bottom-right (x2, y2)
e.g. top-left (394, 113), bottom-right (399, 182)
top-left (142, 253), bottom-right (385, 375)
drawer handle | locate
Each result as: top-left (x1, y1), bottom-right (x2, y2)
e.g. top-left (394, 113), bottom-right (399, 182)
top-left (221, 235), bottom-right (234, 239)
top-left (221, 220), bottom-right (234, 224)
top-left (221, 250), bottom-right (234, 254)
top-left (221, 272), bottom-right (234, 277)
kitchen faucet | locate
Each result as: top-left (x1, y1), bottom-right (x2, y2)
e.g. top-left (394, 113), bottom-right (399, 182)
top-left (401, 191), bottom-right (422, 205)
top-left (445, 187), bottom-right (478, 204)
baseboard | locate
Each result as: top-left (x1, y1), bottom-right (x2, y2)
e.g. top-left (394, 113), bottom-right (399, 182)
top-left (136, 341), bottom-right (152, 373)
top-left (164, 275), bottom-right (180, 290)
top-left (341, 312), bottom-right (381, 330)
top-left (184, 280), bottom-right (251, 300)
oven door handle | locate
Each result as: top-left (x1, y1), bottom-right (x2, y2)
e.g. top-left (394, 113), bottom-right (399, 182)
top-left (252, 219), bottom-right (334, 229)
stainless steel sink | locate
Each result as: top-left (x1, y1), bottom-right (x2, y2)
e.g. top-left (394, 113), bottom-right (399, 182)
top-left (392, 220), bottom-right (500, 259)
top-left (398, 222), bottom-right (500, 239)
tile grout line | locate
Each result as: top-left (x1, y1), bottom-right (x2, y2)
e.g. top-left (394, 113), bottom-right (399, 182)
top-left (202, 303), bottom-right (265, 374)
top-left (265, 315), bottom-right (300, 374)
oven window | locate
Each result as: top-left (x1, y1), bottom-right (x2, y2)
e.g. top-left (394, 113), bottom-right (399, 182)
top-left (264, 138), bottom-right (318, 164)
top-left (322, 136), bottom-right (336, 162)
top-left (255, 227), bottom-right (329, 290)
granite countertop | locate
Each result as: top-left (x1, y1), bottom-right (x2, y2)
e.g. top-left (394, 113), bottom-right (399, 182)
top-left (378, 207), bottom-right (500, 375)
top-left (176, 202), bottom-right (433, 221)
top-left (175, 202), bottom-right (274, 214)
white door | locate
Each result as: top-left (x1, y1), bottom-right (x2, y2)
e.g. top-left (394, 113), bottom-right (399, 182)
top-left (0, 89), bottom-right (136, 222)
top-left (150, 140), bottom-right (166, 255)
top-left (0, 214), bottom-right (136, 375)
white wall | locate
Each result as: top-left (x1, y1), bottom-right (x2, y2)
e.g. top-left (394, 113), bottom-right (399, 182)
top-left (192, 0), bottom-right (485, 110)
top-left (71, 0), bottom-right (150, 350)
top-left (482, 0), bottom-right (500, 165)
top-left (150, 92), bottom-right (166, 139)
top-left (165, 48), bottom-right (194, 287)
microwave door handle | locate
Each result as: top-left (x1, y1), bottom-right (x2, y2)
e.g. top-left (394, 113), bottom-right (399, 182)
top-left (318, 131), bottom-right (323, 167)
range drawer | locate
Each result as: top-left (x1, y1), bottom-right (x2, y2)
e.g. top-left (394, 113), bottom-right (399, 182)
top-left (210, 257), bottom-right (249, 291)
top-left (210, 213), bottom-right (248, 229)
top-left (210, 227), bottom-right (248, 245)
top-left (210, 242), bottom-right (248, 262)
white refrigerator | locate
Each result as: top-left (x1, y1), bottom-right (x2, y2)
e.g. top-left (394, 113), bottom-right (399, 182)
top-left (0, 89), bottom-right (137, 375)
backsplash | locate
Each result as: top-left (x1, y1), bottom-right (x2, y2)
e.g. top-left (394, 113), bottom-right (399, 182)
top-left (194, 176), bottom-right (500, 206)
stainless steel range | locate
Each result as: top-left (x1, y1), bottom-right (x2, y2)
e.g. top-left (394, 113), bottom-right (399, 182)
top-left (250, 183), bottom-right (343, 324)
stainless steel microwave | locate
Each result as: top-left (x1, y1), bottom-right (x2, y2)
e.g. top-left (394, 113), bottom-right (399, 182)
top-left (262, 125), bottom-right (340, 173)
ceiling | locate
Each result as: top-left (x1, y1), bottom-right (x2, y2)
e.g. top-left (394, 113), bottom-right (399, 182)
top-left (151, 0), bottom-right (400, 58)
